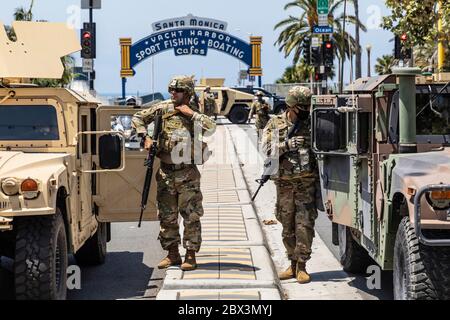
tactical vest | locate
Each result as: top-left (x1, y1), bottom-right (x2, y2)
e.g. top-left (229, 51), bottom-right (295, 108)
top-left (158, 109), bottom-right (211, 165)
top-left (271, 115), bottom-right (316, 180)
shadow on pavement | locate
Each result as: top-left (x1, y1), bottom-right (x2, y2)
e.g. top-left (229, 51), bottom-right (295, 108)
top-left (67, 251), bottom-right (160, 300)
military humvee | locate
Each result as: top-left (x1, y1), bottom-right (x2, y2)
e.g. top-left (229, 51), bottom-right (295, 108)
top-left (0, 21), bottom-right (158, 299)
top-left (196, 79), bottom-right (258, 124)
top-left (312, 68), bottom-right (450, 300)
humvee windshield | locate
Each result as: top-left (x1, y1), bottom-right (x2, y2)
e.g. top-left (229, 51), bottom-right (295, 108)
top-left (0, 105), bottom-right (59, 140)
top-left (416, 92), bottom-right (450, 135)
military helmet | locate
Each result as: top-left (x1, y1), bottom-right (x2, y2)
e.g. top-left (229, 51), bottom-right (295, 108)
top-left (168, 75), bottom-right (195, 96)
top-left (255, 91), bottom-right (264, 97)
top-left (285, 86), bottom-right (312, 110)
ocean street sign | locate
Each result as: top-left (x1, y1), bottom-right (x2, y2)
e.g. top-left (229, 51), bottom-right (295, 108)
top-left (313, 25), bottom-right (333, 34)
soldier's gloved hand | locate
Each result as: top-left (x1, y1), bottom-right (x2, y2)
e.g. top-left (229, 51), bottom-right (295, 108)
top-left (287, 136), bottom-right (305, 151)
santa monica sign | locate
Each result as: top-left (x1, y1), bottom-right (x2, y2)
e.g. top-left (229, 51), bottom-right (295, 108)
top-left (120, 14), bottom-right (263, 96)
top-left (152, 14), bottom-right (228, 32)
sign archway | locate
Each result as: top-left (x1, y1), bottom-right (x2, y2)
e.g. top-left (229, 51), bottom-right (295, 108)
top-left (119, 15), bottom-right (263, 98)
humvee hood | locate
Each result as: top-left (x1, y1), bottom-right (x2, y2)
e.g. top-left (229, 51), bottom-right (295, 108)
top-left (0, 151), bottom-right (68, 180)
top-left (391, 148), bottom-right (450, 190)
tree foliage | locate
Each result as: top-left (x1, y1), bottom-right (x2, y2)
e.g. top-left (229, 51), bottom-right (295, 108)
top-left (383, 0), bottom-right (450, 47)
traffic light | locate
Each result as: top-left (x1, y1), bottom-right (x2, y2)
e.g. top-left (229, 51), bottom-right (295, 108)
top-left (302, 37), bottom-right (311, 64)
top-left (323, 41), bottom-right (334, 67)
top-left (81, 23), bottom-right (96, 59)
top-left (311, 46), bottom-right (322, 67)
top-left (394, 33), bottom-right (411, 60)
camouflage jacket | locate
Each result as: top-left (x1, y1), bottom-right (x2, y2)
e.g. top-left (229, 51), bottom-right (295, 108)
top-left (262, 112), bottom-right (316, 181)
top-left (132, 100), bottom-right (216, 164)
top-left (203, 92), bottom-right (216, 107)
top-left (249, 101), bottom-right (270, 129)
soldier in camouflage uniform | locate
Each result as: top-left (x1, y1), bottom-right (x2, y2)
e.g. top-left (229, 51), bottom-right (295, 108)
top-left (132, 75), bottom-right (216, 271)
top-left (248, 91), bottom-right (271, 140)
top-left (262, 86), bottom-right (318, 284)
top-left (202, 86), bottom-right (217, 120)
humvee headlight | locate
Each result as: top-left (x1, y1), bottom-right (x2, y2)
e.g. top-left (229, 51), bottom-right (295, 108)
top-left (430, 191), bottom-right (450, 200)
top-left (21, 179), bottom-right (39, 199)
top-left (426, 190), bottom-right (450, 210)
top-left (1, 178), bottom-right (20, 196)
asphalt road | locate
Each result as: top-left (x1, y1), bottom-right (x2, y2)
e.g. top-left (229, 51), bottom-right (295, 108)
top-left (1, 221), bottom-right (166, 300)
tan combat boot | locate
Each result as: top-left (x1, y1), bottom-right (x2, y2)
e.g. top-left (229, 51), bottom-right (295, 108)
top-left (181, 250), bottom-right (197, 271)
top-left (157, 244), bottom-right (182, 269)
top-left (278, 260), bottom-right (297, 280)
top-left (296, 262), bottom-right (311, 284)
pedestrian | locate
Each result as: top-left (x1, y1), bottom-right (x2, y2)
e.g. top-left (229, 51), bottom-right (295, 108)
top-left (132, 75), bottom-right (216, 271)
top-left (248, 91), bottom-right (270, 140)
top-left (202, 86), bottom-right (217, 120)
top-left (261, 86), bottom-right (319, 284)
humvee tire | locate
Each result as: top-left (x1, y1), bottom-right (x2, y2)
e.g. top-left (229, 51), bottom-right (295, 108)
top-left (75, 222), bottom-right (107, 266)
top-left (338, 224), bottom-right (373, 274)
top-left (228, 105), bottom-right (249, 124)
top-left (14, 210), bottom-right (68, 300)
top-left (393, 217), bottom-right (450, 300)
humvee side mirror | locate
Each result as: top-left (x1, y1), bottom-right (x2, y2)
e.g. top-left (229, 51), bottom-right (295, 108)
top-left (99, 134), bottom-right (123, 169)
top-left (314, 110), bottom-right (347, 152)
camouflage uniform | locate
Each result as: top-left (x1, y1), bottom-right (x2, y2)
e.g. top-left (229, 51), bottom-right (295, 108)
top-left (262, 86), bottom-right (318, 266)
top-left (249, 93), bottom-right (270, 131)
top-left (202, 88), bottom-right (217, 118)
top-left (132, 77), bottom-right (216, 253)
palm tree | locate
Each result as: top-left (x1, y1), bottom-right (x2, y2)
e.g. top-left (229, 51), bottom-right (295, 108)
top-left (14, 0), bottom-right (34, 22)
top-left (274, 0), bottom-right (366, 81)
top-left (375, 55), bottom-right (395, 75)
top-left (276, 61), bottom-right (314, 83)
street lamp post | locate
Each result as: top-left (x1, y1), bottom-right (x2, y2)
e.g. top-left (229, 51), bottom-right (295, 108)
top-left (366, 44), bottom-right (372, 78)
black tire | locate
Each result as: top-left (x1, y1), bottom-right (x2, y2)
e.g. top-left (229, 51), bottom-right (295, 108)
top-left (74, 222), bottom-right (107, 266)
top-left (393, 217), bottom-right (450, 300)
top-left (228, 105), bottom-right (249, 124)
top-left (338, 224), bottom-right (373, 274)
top-left (14, 210), bottom-right (68, 300)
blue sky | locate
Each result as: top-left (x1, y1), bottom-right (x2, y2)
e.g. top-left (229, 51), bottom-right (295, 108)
top-left (1, 0), bottom-right (394, 96)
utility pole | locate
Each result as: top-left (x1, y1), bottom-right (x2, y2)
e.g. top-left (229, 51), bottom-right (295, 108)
top-left (339, 0), bottom-right (347, 93)
top-left (438, 0), bottom-right (445, 74)
top-left (366, 44), bottom-right (372, 77)
top-left (89, 2), bottom-right (94, 91)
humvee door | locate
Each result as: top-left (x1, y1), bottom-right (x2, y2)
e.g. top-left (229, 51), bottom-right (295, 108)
top-left (94, 106), bottom-right (158, 223)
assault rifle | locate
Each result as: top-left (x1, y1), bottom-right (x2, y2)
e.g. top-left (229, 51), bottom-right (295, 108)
top-left (251, 114), bottom-right (303, 201)
top-left (138, 114), bottom-right (163, 228)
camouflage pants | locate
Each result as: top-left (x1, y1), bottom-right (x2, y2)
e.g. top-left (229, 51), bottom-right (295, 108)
top-left (204, 103), bottom-right (215, 117)
top-left (275, 177), bottom-right (318, 263)
top-left (156, 164), bottom-right (204, 252)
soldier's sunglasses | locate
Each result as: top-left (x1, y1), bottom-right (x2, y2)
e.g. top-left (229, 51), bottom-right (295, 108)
top-left (169, 88), bottom-right (186, 93)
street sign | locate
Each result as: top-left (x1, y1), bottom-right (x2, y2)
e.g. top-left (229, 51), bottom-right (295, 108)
top-left (311, 37), bottom-right (320, 47)
top-left (81, 0), bottom-right (101, 9)
top-left (313, 25), bottom-right (333, 34)
top-left (318, 14), bottom-right (328, 27)
top-left (239, 70), bottom-right (248, 80)
top-left (82, 58), bottom-right (94, 72)
top-left (317, 0), bottom-right (329, 15)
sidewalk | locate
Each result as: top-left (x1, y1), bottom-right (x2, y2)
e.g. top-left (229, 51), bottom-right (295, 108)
top-left (156, 124), bottom-right (281, 300)
top-left (227, 123), bottom-right (364, 300)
